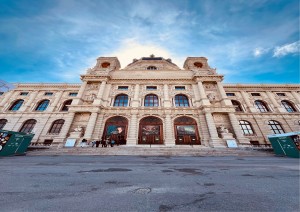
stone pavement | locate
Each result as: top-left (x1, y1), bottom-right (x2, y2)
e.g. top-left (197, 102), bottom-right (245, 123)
top-left (27, 145), bottom-right (274, 157)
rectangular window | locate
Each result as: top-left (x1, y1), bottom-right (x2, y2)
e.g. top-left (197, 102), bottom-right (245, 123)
top-left (175, 86), bottom-right (185, 90)
top-left (69, 92), bottom-right (78, 96)
top-left (226, 93), bottom-right (235, 96)
top-left (118, 86), bottom-right (129, 90)
top-left (20, 92), bottom-right (29, 96)
top-left (146, 86), bottom-right (157, 90)
top-left (251, 93), bottom-right (260, 96)
top-left (276, 93), bottom-right (286, 96)
top-left (45, 92), bottom-right (53, 96)
top-left (0, 92), bottom-right (3, 96)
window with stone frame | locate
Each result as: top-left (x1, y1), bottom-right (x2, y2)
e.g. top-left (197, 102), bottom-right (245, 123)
top-left (175, 94), bottom-right (189, 107)
top-left (48, 119), bottom-right (65, 134)
top-left (254, 100), bottom-right (270, 112)
top-left (9, 99), bottom-right (24, 111)
top-left (268, 120), bottom-right (285, 134)
top-left (113, 94), bottom-right (129, 107)
top-left (144, 94), bottom-right (159, 107)
top-left (239, 120), bottom-right (254, 135)
top-left (19, 119), bottom-right (36, 133)
top-left (0, 119), bottom-right (7, 130)
top-left (61, 100), bottom-right (72, 111)
top-left (231, 100), bottom-right (243, 112)
top-left (35, 100), bottom-right (50, 111)
top-left (281, 100), bottom-right (297, 112)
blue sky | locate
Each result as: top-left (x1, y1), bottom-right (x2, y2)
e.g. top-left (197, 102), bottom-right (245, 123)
top-left (0, 0), bottom-right (299, 84)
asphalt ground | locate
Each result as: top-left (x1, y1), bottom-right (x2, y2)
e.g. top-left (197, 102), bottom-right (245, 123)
top-left (0, 155), bottom-right (299, 212)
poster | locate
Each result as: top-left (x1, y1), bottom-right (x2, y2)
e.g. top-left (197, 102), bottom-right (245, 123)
top-left (106, 125), bottom-right (125, 135)
top-left (176, 125), bottom-right (196, 135)
top-left (0, 132), bottom-right (12, 151)
top-left (142, 125), bottom-right (160, 135)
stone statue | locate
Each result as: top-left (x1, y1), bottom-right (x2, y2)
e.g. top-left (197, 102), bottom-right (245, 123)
top-left (74, 126), bottom-right (83, 132)
top-left (207, 93), bottom-right (216, 102)
top-left (218, 125), bottom-right (229, 134)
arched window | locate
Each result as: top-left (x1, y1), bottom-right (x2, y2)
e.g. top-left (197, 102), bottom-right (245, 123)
top-left (61, 100), bottom-right (72, 111)
top-left (19, 119), bottom-right (36, 133)
top-left (147, 66), bottom-right (157, 70)
top-left (113, 94), bottom-right (128, 107)
top-left (48, 119), bottom-right (65, 134)
top-left (239, 120), bottom-right (254, 135)
top-left (0, 119), bottom-right (7, 130)
top-left (255, 100), bottom-right (270, 112)
top-left (9, 99), bottom-right (24, 111)
top-left (144, 94), bottom-right (159, 107)
top-left (175, 95), bottom-right (189, 107)
top-left (35, 100), bottom-right (50, 111)
top-left (281, 100), bottom-right (297, 112)
top-left (232, 100), bottom-right (243, 112)
top-left (268, 120), bottom-right (285, 134)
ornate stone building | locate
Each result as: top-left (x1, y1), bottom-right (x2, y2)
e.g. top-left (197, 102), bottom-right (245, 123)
top-left (0, 55), bottom-right (299, 148)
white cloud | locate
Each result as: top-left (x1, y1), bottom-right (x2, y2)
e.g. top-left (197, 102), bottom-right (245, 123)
top-left (253, 47), bottom-right (269, 57)
top-left (106, 39), bottom-right (185, 68)
top-left (273, 41), bottom-right (300, 57)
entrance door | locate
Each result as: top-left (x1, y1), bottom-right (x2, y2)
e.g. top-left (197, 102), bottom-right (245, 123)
top-left (174, 116), bottom-right (200, 145)
top-left (139, 116), bottom-right (163, 145)
top-left (103, 116), bottom-right (128, 145)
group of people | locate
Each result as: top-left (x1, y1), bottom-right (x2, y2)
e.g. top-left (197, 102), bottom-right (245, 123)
top-left (80, 137), bottom-right (116, 148)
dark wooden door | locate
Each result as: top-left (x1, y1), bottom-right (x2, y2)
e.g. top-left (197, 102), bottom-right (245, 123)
top-left (139, 116), bottom-right (163, 145)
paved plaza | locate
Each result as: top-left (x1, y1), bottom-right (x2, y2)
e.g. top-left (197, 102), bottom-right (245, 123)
top-left (0, 155), bottom-right (299, 212)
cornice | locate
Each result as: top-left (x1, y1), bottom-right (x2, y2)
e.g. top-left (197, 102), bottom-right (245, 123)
top-left (14, 83), bottom-right (81, 89)
top-left (224, 83), bottom-right (300, 89)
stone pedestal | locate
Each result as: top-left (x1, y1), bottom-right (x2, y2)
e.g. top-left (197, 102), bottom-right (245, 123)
top-left (67, 131), bottom-right (83, 147)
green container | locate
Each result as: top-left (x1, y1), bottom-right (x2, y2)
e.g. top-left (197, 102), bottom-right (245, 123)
top-left (268, 131), bottom-right (300, 158)
top-left (0, 130), bottom-right (34, 156)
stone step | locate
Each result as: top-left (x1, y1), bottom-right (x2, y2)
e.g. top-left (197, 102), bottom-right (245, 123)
top-left (27, 146), bottom-right (274, 157)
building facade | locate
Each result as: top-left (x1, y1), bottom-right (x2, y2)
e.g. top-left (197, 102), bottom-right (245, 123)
top-left (0, 55), bottom-right (299, 148)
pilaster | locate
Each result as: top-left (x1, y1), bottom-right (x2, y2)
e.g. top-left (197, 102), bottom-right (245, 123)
top-left (266, 91), bottom-right (285, 112)
top-left (197, 81), bottom-right (210, 106)
top-left (83, 112), bottom-right (98, 140)
top-left (127, 111), bottom-right (138, 146)
top-left (48, 91), bottom-right (64, 112)
top-left (216, 81), bottom-right (231, 106)
top-left (228, 113), bottom-right (250, 144)
top-left (205, 112), bottom-right (225, 147)
top-left (240, 91), bottom-right (256, 112)
top-left (163, 84), bottom-right (171, 107)
top-left (93, 81), bottom-right (107, 105)
top-left (72, 81), bottom-right (87, 105)
top-left (132, 84), bottom-right (140, 107)
top-left (164, 113), bottom-right (175, 146)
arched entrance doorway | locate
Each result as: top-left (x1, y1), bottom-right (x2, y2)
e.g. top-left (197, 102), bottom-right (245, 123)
top-left (174, 116), bottom-right (201, 145)
top-left (102, 116), bottom-right (128, 145)
top-left (138, 116), bottom-right (163, 144)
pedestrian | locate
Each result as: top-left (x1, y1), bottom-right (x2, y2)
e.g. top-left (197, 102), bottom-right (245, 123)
top-left (101, 139), bottom-right (106, 148)
top-left (111, 139), bottom-right (115, 147)
top-left (96, 140), bottom-right (100, 148)
top-left (91, 140), bottom-right (96, 147)
top-left (80, 138), bottom-right (87, 147)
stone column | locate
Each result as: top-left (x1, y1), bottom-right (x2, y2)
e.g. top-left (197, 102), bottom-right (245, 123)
top-left (23, 91), bottom-right (39, 111)
top-left (72, 81), bottom-right (87, 105)
top-left (164, 114), bottom-right (175, 146)
top-left (0, 91), bottom-right (14, 108)
top-left (163, 84), bottom-right (172, 107)
top-left (127, 112), bottom-right (138, 146)
top-left (48, 91), bottom-right (64, 112)
top-left (93, 81), bottom-right (107, 105)
top-left (84, 112), bottom-right (98, 140)
top-left (228, 113), bottom-right (250, 144)
top-left (266, 91), bottom-right (285, 112)
top-left (291, 91), bottom-right (300, 104)
top-left (216, 81), bottom-right (231, 106)
top-left (197, 81), bottom-right (210, 105)
top-left (58, 112), bottom-right (76, 148)
top-left (132, 84), bottom-right (140, 107)
top-left (204, 112), bottom-right (225, 147)
top-left (192, 84), bottom-right (201, 107)
top-left (240, 91), bottom-right (256, 112)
